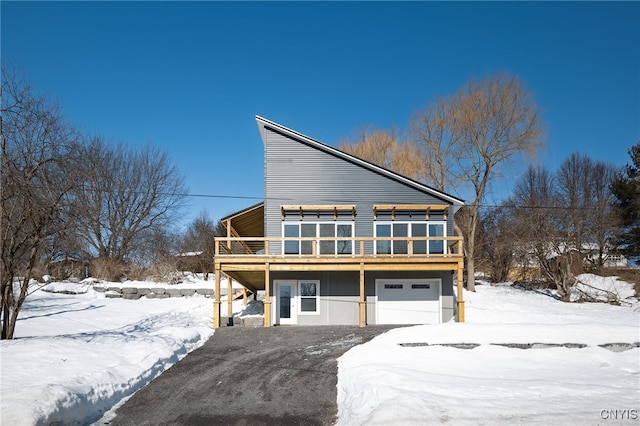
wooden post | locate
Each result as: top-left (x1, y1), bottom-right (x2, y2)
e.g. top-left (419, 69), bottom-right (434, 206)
top-left (227, 273), bottom-right (233, 323)
top-left (264, 263), bottom-right (271, 327)
top-left (456, 263), bottom-right (465, 322)
top-left (242, 288), bottom-right (248, 306)
top-left (358, 263), bottom-right (366, 327)
top-left (213, 264), bottom-right (221, 328)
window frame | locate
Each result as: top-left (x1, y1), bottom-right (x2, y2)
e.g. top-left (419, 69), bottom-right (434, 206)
top-left (297, 280), bottom-right (320, 315)
top-left (281, 221), bottom-right (354, 255)
top-left (374, 220), bottom-right (447, 255)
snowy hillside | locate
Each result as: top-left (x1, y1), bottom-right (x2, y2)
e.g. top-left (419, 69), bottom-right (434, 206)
top-left (0, 274), bottom-right (638, 425)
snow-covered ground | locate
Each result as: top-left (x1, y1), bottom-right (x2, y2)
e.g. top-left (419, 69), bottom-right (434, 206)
top-left (1, 274), bottom-right (638, 425)
top-left (336, 276), bottom-right (640, 425)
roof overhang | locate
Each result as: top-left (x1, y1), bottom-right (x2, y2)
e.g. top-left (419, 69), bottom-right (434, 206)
top-left (221, 202), bottom-right (264, 237)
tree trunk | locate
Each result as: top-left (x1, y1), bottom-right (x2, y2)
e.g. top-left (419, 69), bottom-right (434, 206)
top-left (466, 256), bottom-right (476, 292)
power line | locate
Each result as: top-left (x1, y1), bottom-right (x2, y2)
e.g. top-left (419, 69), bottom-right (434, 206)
top-left (13, 184), bottom-right (613, 212)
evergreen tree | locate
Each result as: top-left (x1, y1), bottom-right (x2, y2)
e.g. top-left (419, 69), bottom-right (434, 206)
top-left (611, 143), bottom-right (640, 262)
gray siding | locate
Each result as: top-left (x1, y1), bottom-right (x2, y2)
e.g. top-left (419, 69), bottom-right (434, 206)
top-left (271, 271), bottom-right (360, 325)
top-left (270, 270), bottom-right (454, 325)
top-left (264, 128), bottom-right (458, 244)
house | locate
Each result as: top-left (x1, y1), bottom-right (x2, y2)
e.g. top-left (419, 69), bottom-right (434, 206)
top-left (212, 116), bottom-right (465, 327)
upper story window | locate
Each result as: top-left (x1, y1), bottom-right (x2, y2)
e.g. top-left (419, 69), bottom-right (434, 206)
top-left (373, 204), bottom-right (448, 255)
top-left (375, 221), bottom-right (446, 255)
top-left (281, 205), bottom-right (355, 255)
top-left (283, 222), bottom-right (354, 255)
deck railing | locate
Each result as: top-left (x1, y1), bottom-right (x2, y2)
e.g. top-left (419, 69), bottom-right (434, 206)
top-left (215, 236), bottom-right (463, 258)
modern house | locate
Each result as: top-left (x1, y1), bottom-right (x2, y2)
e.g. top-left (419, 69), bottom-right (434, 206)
top-left (213, 116), bottom-right (465, 327)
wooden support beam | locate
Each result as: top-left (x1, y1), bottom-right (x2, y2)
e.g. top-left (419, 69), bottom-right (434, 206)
top-left (264, 263), bottom-right (271, 327)
top-left (281, 204), bottom-right (356, 211)
top-left (456, 262), bottom-right (465, 322)
top-left (359, 263), bottom-right (366, 327)
top-left (213, 264), bottom-right (221, 328)
top-left (373, 203), bottom-right (449, 211)
top-left (227, 273), bottom-right (233, 323)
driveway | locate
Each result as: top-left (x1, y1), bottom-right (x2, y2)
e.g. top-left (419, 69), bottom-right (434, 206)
top-left (111, 325), bottom-right (400, 426)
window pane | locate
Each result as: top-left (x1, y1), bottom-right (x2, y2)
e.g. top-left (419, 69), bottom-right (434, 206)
top-left (384, 284), bottom-right (403, 289)
top-left (394, 224), bottom-right (408, 254)
top-left (284, 224), bottom-right (299, 237)
top-left (412, 284), bottom-right (431, 289)
top-left (337, 224), bottom-right (353, 254)
top-left (337, 224), bottom-right (352, 237)
top-left (412, 223), bottom-right (427, 254)
top-left (376, 224), bottom-right (391, 254)
top-left (300, 282), bottom-right (317, 297)
top-left (284, 224), bottom-right (299, 254)
top-left (319, 224), bottom-right (335, 254)
top-left (279, 285), bottom-right (291, 318)
top-left (429, 224), bottom-right (445, 254)
top-left (300, 298), bottom-right (317, 312)
top-left (301, 224), bottom-right (316, 255)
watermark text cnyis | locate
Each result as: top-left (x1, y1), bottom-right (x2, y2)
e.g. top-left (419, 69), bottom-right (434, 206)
top-left (599, 409), bottom-right (638, 420)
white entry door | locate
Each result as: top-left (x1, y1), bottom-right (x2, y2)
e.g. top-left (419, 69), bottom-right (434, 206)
top-left (274, 280), bottom-right (297, 325)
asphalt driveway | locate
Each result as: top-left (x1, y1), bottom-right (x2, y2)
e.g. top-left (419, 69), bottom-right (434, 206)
top-left (111, 325), bottom-right (400, 426)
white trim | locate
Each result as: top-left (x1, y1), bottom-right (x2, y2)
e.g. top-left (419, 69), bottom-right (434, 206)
top-left (281, 221), bottom-right (354, 255)
top-left (256, 115), bottom-right (464, 206)
top-left (297, 280), bottom-right (321, 316)
top-left (375, 278), bottom-right (442, 325)
top-left (273, 280), bottom-right (297, 325)
top-left (374, 220), bottom-right (448, 255)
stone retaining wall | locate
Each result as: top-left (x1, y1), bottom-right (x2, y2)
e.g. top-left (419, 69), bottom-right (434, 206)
top-left (94, 285), bottom-right (214, 300)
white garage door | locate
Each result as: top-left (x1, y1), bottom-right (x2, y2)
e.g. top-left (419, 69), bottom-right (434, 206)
top-left (376, 279), bottom-right (441, 324)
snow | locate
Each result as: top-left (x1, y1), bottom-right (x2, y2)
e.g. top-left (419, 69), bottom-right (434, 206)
top-left (336, 275), bottom-right (640, 425)
top-left (0, 276), bottom-right (224, 426)
top-left (1, 274), bottom-right (638, 425)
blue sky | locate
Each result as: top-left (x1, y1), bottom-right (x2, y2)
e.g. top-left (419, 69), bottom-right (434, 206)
top-left (3, 1), bottom-right (639, 228)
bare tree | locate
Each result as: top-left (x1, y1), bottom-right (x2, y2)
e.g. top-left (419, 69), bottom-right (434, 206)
top-left (1, 66), bottom-right (80, 339)
top-left (180, 210), bottom-right (218, 280)
top-left (511, 165), bottom-right (580, 301)
top-left (556, 153), bottom-right (592, 250)
top-left (73, 136), bottom-right (187, 278)
top-left (479, 205), bottom-right (517, 283)
top-left (410, 73), bottom-right (544, 291)
top-left (556, 153), bottom-right (619, 272)
top-left (410, 97), bottom-right (462, 192)
top-left (339, 127), bottom-right (426, 181)
top-left (587, 161), bottom-right (619, 271)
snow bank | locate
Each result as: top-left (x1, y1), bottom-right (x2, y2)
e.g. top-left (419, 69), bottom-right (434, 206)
top-left (0, 282), bottom-right (213, 426)
top-left (337, 280), bottom-right (640, 425)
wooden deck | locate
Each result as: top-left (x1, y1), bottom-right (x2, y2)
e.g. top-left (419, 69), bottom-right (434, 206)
top-left (212, 236), bottom-right (465, 328)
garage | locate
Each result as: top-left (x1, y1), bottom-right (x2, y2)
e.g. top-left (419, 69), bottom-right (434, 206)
top-left (376, 279), bottom-right (441, 324)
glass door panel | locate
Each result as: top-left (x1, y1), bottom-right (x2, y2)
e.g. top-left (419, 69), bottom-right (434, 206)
top-left (429, 223), bottom-right (445, 254)
top-left (376, 224), bottom-right (391, 254)
top-left (412, 223), bottom-right (427, 254)
top-left (319, 223), bottom-right (335, 254)
top-left (275, 281), bottom-right (296, 325)
top-left (393, 223), bottom-right (408, 254)
top-left (284, 224), bottom-right (299, 254)
top-left (337, 224), bottom-right (353, 254)
top-left (301, 224), bottom-right (316, 255)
